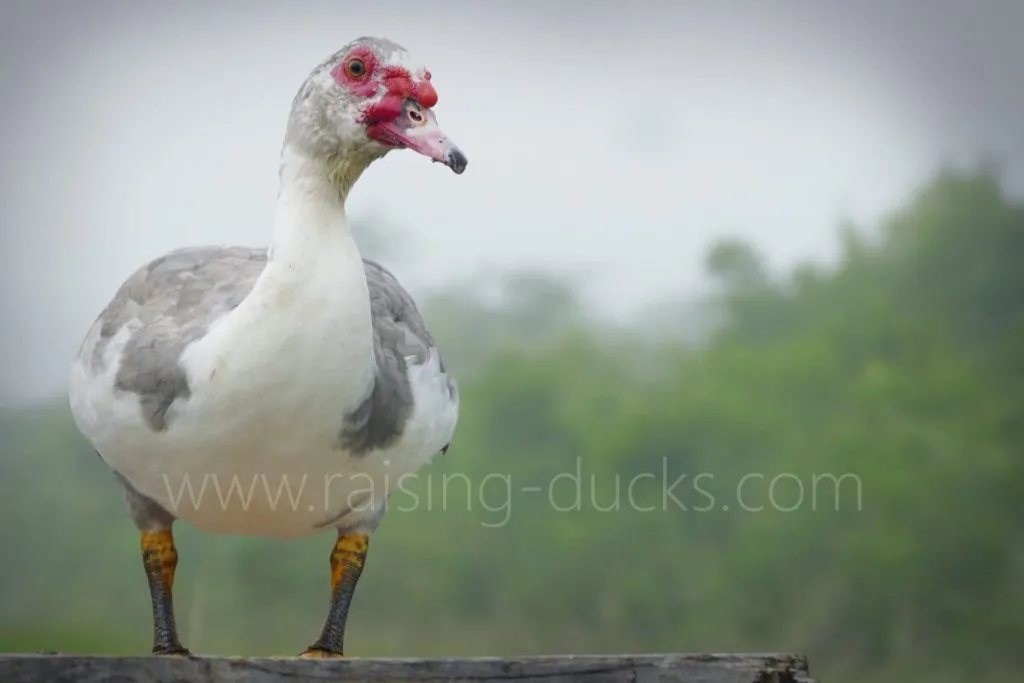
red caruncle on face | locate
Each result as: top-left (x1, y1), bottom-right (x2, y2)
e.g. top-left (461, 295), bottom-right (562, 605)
top-left (330, 47), bottom-right (438, 126)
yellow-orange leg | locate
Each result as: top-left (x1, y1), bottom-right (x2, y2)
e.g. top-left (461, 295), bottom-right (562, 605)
top-left (141, 529), bottom-right (190, 655)
top-left (301, 532), bottom-right (369, 658)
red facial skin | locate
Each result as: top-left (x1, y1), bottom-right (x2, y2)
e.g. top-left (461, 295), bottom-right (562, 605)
top-left (330, 47), bottom-right (438, 140)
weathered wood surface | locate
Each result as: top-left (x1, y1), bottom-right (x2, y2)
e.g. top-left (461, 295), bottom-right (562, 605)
top-left (0, 653), bottom-right (815, 683)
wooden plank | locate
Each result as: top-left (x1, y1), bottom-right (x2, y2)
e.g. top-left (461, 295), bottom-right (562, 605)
top-left (0, 653), bottom-right (816, 683)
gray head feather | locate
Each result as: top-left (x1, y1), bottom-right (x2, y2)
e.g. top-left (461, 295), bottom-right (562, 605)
top-left (284, 36), bottom-right (412, 164)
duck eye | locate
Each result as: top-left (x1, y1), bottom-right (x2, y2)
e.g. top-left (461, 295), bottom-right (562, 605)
top-left (346, 58), bottom-right (366, 78)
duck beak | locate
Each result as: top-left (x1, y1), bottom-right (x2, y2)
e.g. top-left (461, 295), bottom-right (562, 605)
top-left (367, 100), bottom-right (468, 174)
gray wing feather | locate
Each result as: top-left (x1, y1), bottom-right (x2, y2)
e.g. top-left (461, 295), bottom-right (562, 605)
top-left (365, 259), bottom-right (440, 367)
top-left (88, 245), bottom-right (267, 430)
top-left (86, 245), bottom-right (452, 447)
top-left (338, 259), bottom-right (455, 455)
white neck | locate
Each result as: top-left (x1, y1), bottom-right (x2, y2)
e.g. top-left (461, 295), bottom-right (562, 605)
top-left (269, 145), bottom-right (361, 263)
top-left (185, 144), bottom-right (377, 407)
top-left (262, 142), bottom-right (375, 345)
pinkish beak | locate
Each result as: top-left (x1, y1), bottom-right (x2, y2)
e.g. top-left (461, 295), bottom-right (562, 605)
top-left (368, 104), bottom-right (467, 174)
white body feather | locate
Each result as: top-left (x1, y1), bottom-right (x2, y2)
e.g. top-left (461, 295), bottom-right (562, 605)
top-left (68, 151), bottom-right (458, 538)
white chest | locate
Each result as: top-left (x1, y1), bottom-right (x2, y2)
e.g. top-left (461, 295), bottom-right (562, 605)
top-left (72, 152), bottom-right (458, 539)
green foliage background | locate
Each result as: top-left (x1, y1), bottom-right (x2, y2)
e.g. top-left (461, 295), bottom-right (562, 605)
top-left (1, 167), bottom-right (1021, 682)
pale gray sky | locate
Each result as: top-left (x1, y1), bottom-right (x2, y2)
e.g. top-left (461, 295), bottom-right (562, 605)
top-left (2, 0), bottom-right (1023, 403)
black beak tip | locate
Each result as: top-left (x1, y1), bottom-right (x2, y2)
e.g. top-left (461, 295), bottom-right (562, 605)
top-left (446, 149), bottom-right (468, 175)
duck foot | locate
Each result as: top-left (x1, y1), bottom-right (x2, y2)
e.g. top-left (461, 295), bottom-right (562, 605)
top-left (299, 647), bottom-right (345, 659)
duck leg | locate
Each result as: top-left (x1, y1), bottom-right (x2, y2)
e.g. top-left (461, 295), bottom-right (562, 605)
top-left (301, 531), bottom-right (369, 658)
top-left (141, 527), bottom-right (190, 655)
top-left (113, 471), bottom-right (189, 655)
